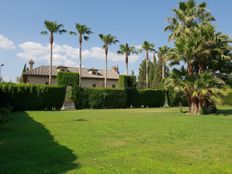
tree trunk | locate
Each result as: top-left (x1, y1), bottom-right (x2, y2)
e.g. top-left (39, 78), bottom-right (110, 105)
top-left (190, 97), bottom-right (201, 115)
top-left (79, 39), bottom-right (82, 87)
top-left (126, 54), bottom-right (128, 76)
top-left (49, 33), bottom-right (53, 86)
top-left (105, 47), bottom-right (108, 88)
top-left (146, 51), bottom-right (149, 88)
top-left (187, 63), bottom-right (193, 76)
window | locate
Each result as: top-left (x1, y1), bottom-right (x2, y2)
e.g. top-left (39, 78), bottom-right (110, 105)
top-left (93, 84), bottom-right (96, 88)
top-left (45, 82), bottom-right (49, 85)
top-left (112, 84), bottom-right (116, 88)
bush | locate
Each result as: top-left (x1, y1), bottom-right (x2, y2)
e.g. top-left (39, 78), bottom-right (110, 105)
top-left (0, 83), bottom-right (66, 110)
top-left (118, 75), bottom-right (136, 89)
top-left (126, 89), bottom-right (165, 107)
top-left (221, 89), bottom-right (232, 105)
top-left (72, 87), bottom-right (127, 109)
top-left (57, 72), bottom-right (79, 87)
top-left (168, 90), bottom-right (188, 107)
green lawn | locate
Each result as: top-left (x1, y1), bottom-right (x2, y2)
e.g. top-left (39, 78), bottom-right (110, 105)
top-left (1, 107), bottom-right (232, 174)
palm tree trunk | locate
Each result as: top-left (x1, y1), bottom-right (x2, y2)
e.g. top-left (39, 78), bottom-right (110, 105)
top-left (126, 54), bottom-right (128, 76)
top-left (105, 50), bottom-right (108, 88)
top-left (79, 40), bottom-right (82, 87)
top-left (146, 51), bottom-right (149, 88)
top-left (104, 53), bottom-right (108, 88)
top-left (49, 35), bottom-right (53, 86)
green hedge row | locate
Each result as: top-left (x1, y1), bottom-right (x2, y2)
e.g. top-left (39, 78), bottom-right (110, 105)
top-left (118, 75), bottom-right (136, 89)
top-left (72, 87), bottom-right (165, 109)
top-left (0, 83), bottom-right (66, 110)
top-left (57, 71), bottom-right (79, 87)
top-left (72, 87), bottom-right (127, 109)
top-left (126, 89), bottom-right (165, 107)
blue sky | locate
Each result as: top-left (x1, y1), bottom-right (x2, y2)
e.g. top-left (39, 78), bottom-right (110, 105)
top-left (0, 0), bottom-right (231, 81)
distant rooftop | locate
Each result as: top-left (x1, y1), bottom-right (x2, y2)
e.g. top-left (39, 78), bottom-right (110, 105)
top-left (23, 65), bottom-right (119, 80)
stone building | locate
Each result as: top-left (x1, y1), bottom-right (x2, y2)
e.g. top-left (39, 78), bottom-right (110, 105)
top-left (22, 60), bottom-right (120, 88)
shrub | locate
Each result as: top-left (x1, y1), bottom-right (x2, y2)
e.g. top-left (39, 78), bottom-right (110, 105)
top-left (57, 72), bottom-right (79, 87)
top-left (72, 87), bottom-right (127, 109)
top-left (168, 89), bottom-right (188, 107)
top-left (0, 83), bottom-right (66, 110)
top-left (118, 75), bottom-right (136, 89)
top-left (126, 89), bottom-right (165, 107)
top-left (222, 89), bottom-right (232, 105)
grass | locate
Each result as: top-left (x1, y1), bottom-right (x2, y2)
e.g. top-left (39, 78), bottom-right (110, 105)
top-left (1, 107), bottom-right (232, 173)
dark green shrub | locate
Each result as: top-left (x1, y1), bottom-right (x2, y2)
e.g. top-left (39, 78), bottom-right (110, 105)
top-left (127, 89), bottom-right (165, 107)
top-left (72, 87), bottom-right (127, 109)
top-left (222, 89), bottom-right (232, 105)
top-left (168, 89), bottom-right (188, 107)
top-left (57, 72), bottom-right (79, 87)
top-left (0, 83), bottom-right (66, 110)
top-left (118, 75), bottom-right (136, 89)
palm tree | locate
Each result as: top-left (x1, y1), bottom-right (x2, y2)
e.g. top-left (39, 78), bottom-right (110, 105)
top-left (41, 20), bottom-right (66, 85)
top-left (158, 46), bottom-right (171, 107)
top-left (141, 41), bottom-right (155, 88)
top-left (70, 23), bottom-right (93, 87)
top-left (99, 34), bottom-right (119, 87)
top-left (117, 43), bottom-right (137, 75)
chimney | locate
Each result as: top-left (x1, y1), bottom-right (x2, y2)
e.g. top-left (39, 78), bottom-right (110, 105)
top-left (28, 59), bottom-right (34, 71)
top-left (112, 65), bottom-right (119, 74)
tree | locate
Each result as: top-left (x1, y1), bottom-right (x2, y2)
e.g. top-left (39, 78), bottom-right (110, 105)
top-left (70, 23), bottom-right (93, 87)
top-left (41, 20), bottom-right (66, 85)
top-left (138, 59), bottom-right (154, 88)
top-left (117, 43), bottom-right (137, 75)
top-left (165, 0), bottom-right (232, 114)
top-left (99, 34), bottom-right (119, 87)
top-left (141, 41), bottom-right (155, 88)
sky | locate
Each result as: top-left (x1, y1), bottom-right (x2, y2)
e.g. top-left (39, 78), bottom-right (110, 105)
top-left (0, 0), bottom-right (231, 82)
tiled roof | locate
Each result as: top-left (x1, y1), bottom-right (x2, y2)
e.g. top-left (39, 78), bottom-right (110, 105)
top-left (23, 66), bottom-right (119, 80)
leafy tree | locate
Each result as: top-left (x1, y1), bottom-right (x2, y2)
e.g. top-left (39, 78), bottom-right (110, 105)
top-left (99, 34), bottom-right (119, 87)
top-left (117, 43), bottom-right (138, 75)
top-left (41, 20), bottom-right (66, 85)
top-left (70, 23), bottom-right (93, 87)
top-left (138, 59), bottom-right (154, 88)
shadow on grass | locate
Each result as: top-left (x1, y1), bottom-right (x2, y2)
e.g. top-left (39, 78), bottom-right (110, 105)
top-left (0, 112), bottom-right (79, 174)
top-left (216, 109), bottom-right (232, 116)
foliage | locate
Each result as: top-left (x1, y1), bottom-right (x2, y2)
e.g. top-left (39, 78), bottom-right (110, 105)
top-left (57, 72), bottom-right (79, 87)
top-left (72, 87), bottom-right (127, 109)
top-left (118, 75), bottom-right (136, 89)
top-left (126, 89), bottom-right (165, 107)
top-left (0, 83), bottom-right (66, 110)
top-left (164, 0), bottom-right (232, 114)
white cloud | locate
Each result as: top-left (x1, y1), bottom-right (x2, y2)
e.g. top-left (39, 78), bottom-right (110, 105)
top-left (0, 34), bottom-right (15, 49)
top-left (17, 41), bottom-right (140, 67)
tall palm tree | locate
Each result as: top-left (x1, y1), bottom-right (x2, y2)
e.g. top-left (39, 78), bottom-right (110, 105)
top-left (41, 20), bottom-right (66, 85)
top-left (158, 46), bottom-right (171, 107)
top-left (70, 23), bottom-right (93, 87)
top-left (117, 43), bottom-right (137, 75)
top-left (141, 41), bottom-right (155, 88)
top-left (99, 34), bottom-right (119, 87)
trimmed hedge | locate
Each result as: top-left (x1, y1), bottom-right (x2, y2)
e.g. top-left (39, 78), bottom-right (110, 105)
top-left (73, 87), bottom-right (165, 109)
top-left (72, 87), bottom-right (127, 109)
top-left (0, 83), bottom-right (66, 110)
top-left (118, 75), bottom-right (136, 89)
top-left (57, 72), bottom-right (79, 87)
top-left (126, 89), bottom-right (165, 107)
